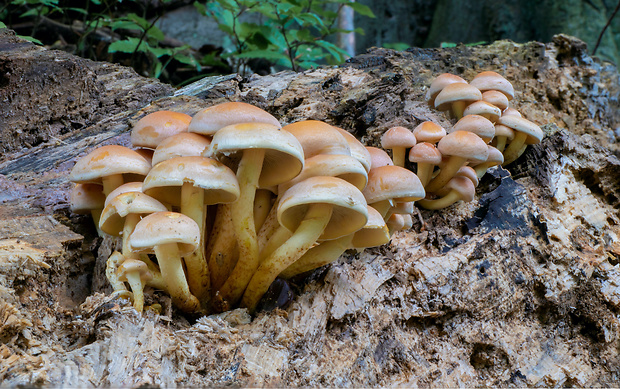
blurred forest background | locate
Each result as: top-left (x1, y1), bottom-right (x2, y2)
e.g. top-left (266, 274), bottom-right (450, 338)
top-left (1, 0), bottom-right (619, 86)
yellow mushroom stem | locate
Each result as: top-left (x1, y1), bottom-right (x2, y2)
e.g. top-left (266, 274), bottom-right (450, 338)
top-left (122, 271), bottom-right (147, 312)
top-left (121, 213), bottom-right (167, 291)
top-left (370, 199), bottom-right (394, 219)
top-left (425, 155), bottom-right (467, 194)
top-left (101, 174), bottom-right (124, 197)
top-left (279, 234), bottom-right (353, 279)
top-left (217, 148), bottom-right (265, 307)
top-left (180, 182), bottom-right (210, 302)
top-left (415, 163), bottom-right (435, 187)
top-left (91, 208), bottom-right (104, 237)
top-left (207, 204), bottom-right (239, 292)
top-left (502, 131), bottom-right (528, 166)
top-left (154, 242), bottom-right (200, 313)
top-left (391, 147), bottom-right (407, 168)
top-left (256, 197), bottom-right (282, 251)
top-left (106, 251), bottom-right (129, 293)
top-left (417, 190), bottom-right (466, 210)
top-left (241, 203), bottom-right (332, 312)
top-left (254, 189), bottom-right (273, 231)
top-left (450, 101), bottom-right (468, 120)
top-left (259, 225), bottom-right (293, 262)
top-left (494, 135), bottom-right (508, 152)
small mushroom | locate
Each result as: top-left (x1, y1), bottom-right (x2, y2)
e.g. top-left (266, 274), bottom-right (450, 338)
top-left (417, 176), bottom-right (476, 210)
top-left (426, 73), bottom-right (468, 108)
top-left (412, 121), bottom-right (446, 145)
top-left (497, 115), bottom-right (543, 165)
top-left (131, 110), bottom-right (192, 151)
top-left (151, 132), bottom-right (211, 166)
top-left (434, 83), bottom-right (482, 120)
top-left (366, 146), bottom-right (394, 169)
top-left (129, 211), bottom-right (201, 313)
top-left (462, 101), bottom-right (502, 124)
top-left (363, 165), bottom-right (426, 218)
top-left (491, 123), bottom-right (515, 152)
top-left (425, 131), bottom-right (488, 194)
top-left (283, 120), bottom-right (351, 158)
top-left (70, 183), bottom-right (106, 236)
top-left (116, 259), bottom-right (153, 312)
top-left (471, 145), bottom-right (505, 179)
top-left (470, 71), bottom-right (515, 101)
top-left (450, 114), bottom-right (496, 143)
top-left (189, 101), bottom-right (281, 136)
top-left (408, 142), bottom-right (442, 187)
top-left (481, 90), bottom-right (509, 111)
top-left (241, 176), bottom-right (369, 312)
top-left (380, 126), bottom-right (417, 167)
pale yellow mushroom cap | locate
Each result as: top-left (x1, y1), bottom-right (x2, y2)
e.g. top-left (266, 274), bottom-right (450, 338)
top-left (70, 183), bottom-right (105, 214)
top-left (363, 165), bottom-right (426, 204)
top-left (450, 114), bottom-right (496, 143)
top-left (366, 146), bottom-right (394, 169)
top-left (351, 205), bottom-right (390, 248)
top-left (426, 73), bottom-right (468, 106)
top-left (129, 211), bottom-right (200, 256)
top-left (188, 101), bottom-right (281, 136)
top-left (131, 111), bottom-right (192, 149)
top-left (99, 191), bottom-right (168, 236)
top-left (497, 115), bottom-right (543, 145)
top-left (151, 132), bottom-right (211, 166)
top-left (381, 126), bottom-right (417, 150)
top-left (412, 121), bottom-right (446, 144)
top-left (69, 145), bottom-right (151, 185)
top-left (470, 71), bottom-right (515, 100)
top-left (283, 120), bottom-right (351, 158)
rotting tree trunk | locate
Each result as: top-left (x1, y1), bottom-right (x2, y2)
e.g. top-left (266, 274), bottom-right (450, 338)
top-left (1, 29), bottom-right (620, 387)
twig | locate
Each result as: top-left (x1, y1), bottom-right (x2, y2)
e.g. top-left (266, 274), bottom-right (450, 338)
top-left (592, 0), bottom-right (620, 55)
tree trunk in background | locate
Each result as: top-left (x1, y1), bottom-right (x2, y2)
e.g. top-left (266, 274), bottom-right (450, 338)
top-left (338, 1), bottom-right (356, 57)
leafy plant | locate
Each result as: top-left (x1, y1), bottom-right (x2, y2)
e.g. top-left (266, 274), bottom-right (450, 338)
top-left (194, 0), bottom-right (375, 74)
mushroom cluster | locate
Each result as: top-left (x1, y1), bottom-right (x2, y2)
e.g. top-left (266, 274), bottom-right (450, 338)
top-left (69, 103), bottom-right (423, 314)
top-left (381, 71), bottom-right (543, 210)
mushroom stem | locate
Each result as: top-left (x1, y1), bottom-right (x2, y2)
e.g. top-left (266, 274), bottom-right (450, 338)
top-left (451, 100), bottom-right (468, 120)
top-left (154, 242), bottom-right (200, 313)
top-left (494, 136), bottom-right (508, 152)
top-left (122, 213), bottom-right (141, 259)
top-left (391, 147), bottom-right (407, 168)
top-left (257, 197), bottom-right (282, 251)
top-left (207, 204), bottom-right (239, 291)
top-left (502, 131), bottom-right (528, 165)
top-left (416, 163), bottom-right (435, 187)
top-left (139, 255), bottom-right (167, 291)
top-left (241, 203), bottom-right (333, 312)
top-left (101, 174), bottom-right (124, 197)
top-left (279, 234), bottom-right (353, 279)
top-left (106, 251), bottom-right (128, 292)
top-left (259, 225), bottom-right (293, 262)
top-left (124, 271), bottom-right (146, 312)
top-left (254, 189), bottom-right (273, 231)
top-left (416, 190), bottom-right (464, 210)
top-left (425, 155), bottom-right (467, 193)
top-left (180, 182), bottom-right (210, 302)
top-left (217, 148), bottom-right (265, 307)
top-left (370, 199), bottom-right (393, 219)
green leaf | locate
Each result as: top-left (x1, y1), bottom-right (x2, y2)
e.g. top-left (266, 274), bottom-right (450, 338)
top-left (108, 38), bottom-right (147, 53)
top-left (347, 2), bottom-right (375, 18)
top-left (18, 35), bottom-right (43, 45)
top-left (149, 46), bottom-right (172, 58)
top-left (315, 39), bottom-right (348, 62)
top-left (0, 21), bottom-right (6, 29)
top-left (236, 49), bottom-right (289, 61)
top-left (440, 42), bottom-right (457, 48)
top-left (383, 42), bottom-right (410, 51)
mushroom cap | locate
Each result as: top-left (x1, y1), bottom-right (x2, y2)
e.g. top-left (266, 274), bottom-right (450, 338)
top-left (412, 121), bottom-right (446, 144)
top-left (493, 124), bottom-right (516, 140)
top-left (70, 183), bottom-right (105, 214)
top-left (129, 211), bottom-right (200, 255)
top-left (208, 122), bottom-right (305, 187)
top-left (426, 73), bottom-right (468, 106)
top-left (188, 102), bottom-right (281, 136)
top-left (502, 108), bottom-right (522, 117)
top-left (131, 111), bottom-right (192, 150)
top-left (386, 213), bottom-right (405, 232)
top-left (434, 83), bottom-right (482, 112)
top-left (437, 130), bottom-right (489, 163)
top-left (391, 200), bottom-right (415, 215)
top-left (151, 132), bottom-right (211, 166)
top-left (456, 165), bottom-right (479, 187)
top-left (333, 127), bottom-right (372, 173)
top-left (282, 120), bottom-right (351, 158)
top-left (351, 205), bottom-right (390, 248)
top-left (99, 191), bottom-right (168, 236)
top-left (482, 145), bottom-right (505, 166)
top-left (482, 90), bottom-right (509, 111)
top-left (408, 142), bottom-right (443, 165)
top-left (281, 154), bottom-right (368, 193)
top-left (143, 156), bottom-right (240, 206)
top-left (450, 114), bottom-right (496, 143)
top-left (497, 115), bottom-right (543, 144)
top-left (278, 176), bottom-right (368, 240)
top-left (462, 101), bottom-right (502, 124)
top-left (470, 71), bottom-right (515, 100)
top-left (381, 126), bottom-right (417, 150)
top-left (104, 181), bottom-right (144, 208)
top-left (69, 145), bottom-right (151, 184)
top-left (445, 175), bottom-right (476, 202)
top-left (366, 146), bottom-right (394, 169)
top-left (363, 165), bottom-right (426, 204)
top-left (116, 258), bottom-right (152, 282)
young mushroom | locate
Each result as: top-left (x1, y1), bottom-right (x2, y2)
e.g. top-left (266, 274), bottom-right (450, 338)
top-left (408, 142), bottom-right (443, 188)
top-left (241, 176), bottom-right (369, 312)
top-left (417, 175), bottom-right (476, 210)
top-left (116, 259), bottom-right (153, 312)
top-left (131, 110), bottom-right (192, 151)
top-left (380, 126), bottom-right (417, 167)
top-left (434, 83), bottom-right (482, 120)
top-left (363, 165), bottom-right (426, 218)
top-left (70, 183), bottom-right (106, 236)
top-left (412, 121), bottom-right (446, 145)
top-left (498, 115), bottom-right (544, 165)
top-left (470, 71), bottom-right (515, 101)
top-left (426, 73), bottom-right (468, 108)
top-left (129, 211), bottom-right (201, 313)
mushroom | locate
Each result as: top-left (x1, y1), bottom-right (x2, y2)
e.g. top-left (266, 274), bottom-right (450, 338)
top-left (366, 146), bottom-right (394, 169)
top-left (491, 123), bottom-right (515, 152)
top-left (151, 132), bottom-right (211, 166)
top-left (129, 211), bottom-right (201, 313)
top-left (208, 122), bottom-right (304, 307)
top-left (241, 176), bottom-right (369, 312)
top-left (283, 120), bottom-right (351, 158)
top-left (408, 142), bottom-right (443, 187)
top-left (434, 83), bottom-right (482, 120)
top-left (131, 110), bottom-right (192, 151)
top-left (426, 73), bottom-right (468, 108)
top-left (380, 126), bottom-right (417, 167)
top-left (104, 182), bottom-right (144, 208)
top-left (142, 156), bottom-right (240, 302)
top-left (189, 101), bottom-right (281, 136)
top-left (333, 127), bottom-right (372, 173)
top-left (462, 101), bottom-right (502, 124)
top-left (386, 213), bottom-right (405, 235)
top-left (425, 131), bottom-right (488, 194)
top-left (481, 90), bottom-right (509, 111)
top-left (69, 145), bottom-right (151, 196)
top-left (497, 115), bottom-right (543, 165)
top-left (470, 71), bottom-right (515, 101)
top-left (412, 121), bottom-right (446, 145)
top-left (450, 114), bottom-right (496, 143)
top-left (363, 165), bottom-right (426, 218)
top-left (116, 259), bottom-right (153, 312)
top-left (417, 176), bottom-right (476, 210)
top-left (70, 183), bottom-right (106, 236)
top-left (99, 191), bottom-right (169, 291)
top-left (471, 145), bottom-right (504, 179)
top-left (279, 205), bottom-right (389, 279)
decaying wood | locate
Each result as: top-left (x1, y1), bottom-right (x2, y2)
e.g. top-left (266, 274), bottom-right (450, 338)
top-left (1, 29), bottom-right (620, 387)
